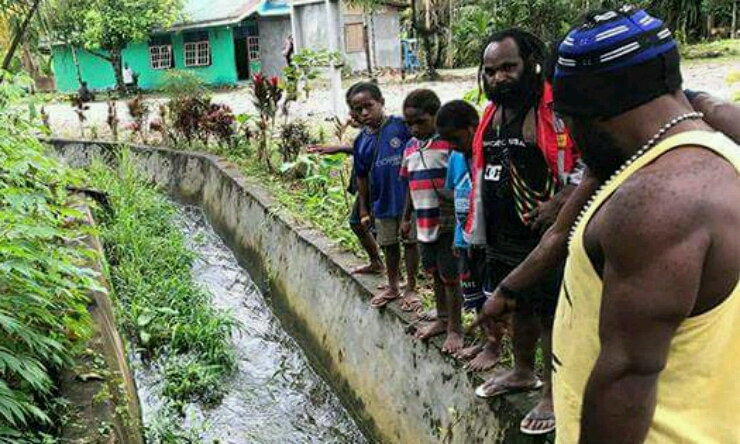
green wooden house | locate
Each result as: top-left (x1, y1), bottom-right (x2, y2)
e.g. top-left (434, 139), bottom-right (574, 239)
top-left (51, 0), bottom-right (292, 93)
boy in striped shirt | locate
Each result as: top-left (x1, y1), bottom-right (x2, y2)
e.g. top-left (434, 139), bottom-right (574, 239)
top-left (400, 89), bottom-right (463, 354)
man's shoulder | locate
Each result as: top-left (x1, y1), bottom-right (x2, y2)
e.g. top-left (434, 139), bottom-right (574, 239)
top-left (602, 146), bottom-right (735, 242)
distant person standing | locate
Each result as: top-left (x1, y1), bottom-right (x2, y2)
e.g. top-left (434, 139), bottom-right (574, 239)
top-left (282, 35), bottom-right (294, 66)
top-left (123, 63), bottom-right (135, 92)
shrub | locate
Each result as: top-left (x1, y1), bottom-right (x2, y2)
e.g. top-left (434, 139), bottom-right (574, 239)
top-left (0, 73), bottom-right (96, 441)
top-left (278, 119), bottom-right (317, 164)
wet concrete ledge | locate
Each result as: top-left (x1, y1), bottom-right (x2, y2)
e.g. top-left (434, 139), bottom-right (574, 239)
top-left (49, 138), bottom-right (552, 444)
top-left (59, 201), bottom-right (144, 444)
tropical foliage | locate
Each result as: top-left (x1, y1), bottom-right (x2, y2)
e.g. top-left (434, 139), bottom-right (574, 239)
top-left (0, 72), bottom-right (97, 441)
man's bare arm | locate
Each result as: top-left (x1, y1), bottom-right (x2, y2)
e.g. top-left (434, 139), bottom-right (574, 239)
top-left (579, 180), bottom-right (709, 443)
top-left (688, 92), bottom-right (740, 144)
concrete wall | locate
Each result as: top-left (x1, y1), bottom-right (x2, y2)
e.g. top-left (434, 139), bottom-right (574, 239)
top-left (259, 16), bottom-right (293, 77)
top-left (49, 139), bottom-right (552, 444)
top-left (340, 4), bottom-right (401, 72)
top-left (293, 2), bottom-right (329, 51)
top-left (371, 11), bottom-right (402, 69)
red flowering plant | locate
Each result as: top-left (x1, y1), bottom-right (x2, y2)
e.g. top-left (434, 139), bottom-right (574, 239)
top-left (251, 73), bottom-right (283, 170)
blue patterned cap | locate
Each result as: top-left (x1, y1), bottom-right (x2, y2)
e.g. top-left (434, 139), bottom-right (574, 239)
top-left (553, 6), bottom-right (682, 117)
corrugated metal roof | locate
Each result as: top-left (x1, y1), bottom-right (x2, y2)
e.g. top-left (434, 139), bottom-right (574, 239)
top-left (176, 0), bottom-right (289, 29)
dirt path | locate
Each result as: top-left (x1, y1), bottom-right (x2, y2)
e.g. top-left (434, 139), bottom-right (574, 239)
top-left (45, 58), bottom-right (740, 139)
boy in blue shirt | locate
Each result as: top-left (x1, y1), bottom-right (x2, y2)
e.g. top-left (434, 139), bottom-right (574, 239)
top-left (439, 100), bottom-right (505, 371)
top-left (351, 82), bottom-right (420, 309)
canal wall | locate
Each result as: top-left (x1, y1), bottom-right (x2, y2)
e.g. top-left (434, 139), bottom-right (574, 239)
top-left (49, 139), bottom-right (551, 444)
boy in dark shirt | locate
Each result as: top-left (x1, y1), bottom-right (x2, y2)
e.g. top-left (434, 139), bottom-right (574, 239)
top-left (351, 83), bottom-right (420, 309)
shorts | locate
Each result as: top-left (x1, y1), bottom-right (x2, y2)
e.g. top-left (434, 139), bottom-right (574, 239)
top-left (419, 232), bottom-right (458, 284)
top-left (486, 247), bottom-right (561, 320)
top-left (458, 246), bottom-right (487, 311)
top-left (376, 216), bottom-right (417, 247)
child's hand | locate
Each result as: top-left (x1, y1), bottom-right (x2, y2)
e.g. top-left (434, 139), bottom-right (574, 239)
top-left (360, 212), bottom-right (373, 229)
top-left (399, 220), bottom-right (412, 239)
top-left (307, 145), bottom-right (329, 154)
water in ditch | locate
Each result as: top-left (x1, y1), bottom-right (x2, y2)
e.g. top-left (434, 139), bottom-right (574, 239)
top-left (132, 204), bottom-right (368, 444)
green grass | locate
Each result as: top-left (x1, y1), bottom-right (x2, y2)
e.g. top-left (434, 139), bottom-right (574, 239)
top-left (681, 39), bottom-right (740, 60)
top-left (87, 150), bottom-right (237, 440)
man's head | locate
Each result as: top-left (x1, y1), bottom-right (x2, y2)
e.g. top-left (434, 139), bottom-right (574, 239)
top-left (124, 63), bottom-right (129, 69)
top-left (81, 81), bottom-right (88, 88)
top-left (346, 82), bottom-right (385, 129)
top-left (553, 6), bottom-right (683, 181)
top-left (479, 28), bottom-right (547, 107)
top-left (436, 100), bottom-right (479, 156)
top-left (403, 89), bottom-right (441, 140)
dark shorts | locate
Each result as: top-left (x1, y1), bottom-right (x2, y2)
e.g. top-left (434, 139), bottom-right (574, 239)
top-left (486, 246), bottom-right (561, 320)
top-left (420, 232), bottom-right (458, 284)
top-left (458, 246), bottom-right (487, 312)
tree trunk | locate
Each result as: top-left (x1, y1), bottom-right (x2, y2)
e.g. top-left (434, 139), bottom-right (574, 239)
top-left (733, 0), bottom-right (738, 39)
top-left (363, 16), bottom-right (374, 78)
top-left (419, 29), bottom-right (439, 80)
top-left (445, 0), bottom-right (454, 67)
top-left (1, 0), bottom-right (42, 71)
top-left (71, 47), bottom-right (84, 84)
top-left (110, 48), bottom-right (125, 92)
top-left (410, 0), bottom-right (417, 38)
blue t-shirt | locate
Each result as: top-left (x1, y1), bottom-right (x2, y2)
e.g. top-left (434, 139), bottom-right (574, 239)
top-left (445, 151), bottom-right (472, 248)
top-left (354, 116), bottom-right (411, 219)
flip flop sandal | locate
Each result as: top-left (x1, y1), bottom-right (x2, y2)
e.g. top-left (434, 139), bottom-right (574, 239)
top-left (399, 295), bottom-right (423, 312)
top-left (370, 291), bottom-right (400, 309)
top-left (351, 263), bottom-right (384, 275)
top-left (520, 410), bottom-right (556, 435)
top-left (474, 378), bottom-right (543, 399)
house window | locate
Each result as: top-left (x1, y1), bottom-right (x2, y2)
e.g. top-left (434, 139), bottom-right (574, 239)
top-left (149, 45), bottom-right (172, 70)
top-left (247, 36), bottom-right (260, 61)
top-left (345, 23), bottom-right (365, 53)
top-left (184, 31), bottom-right (211, 67)
top-left (149, 35), bottom-right (173, 69)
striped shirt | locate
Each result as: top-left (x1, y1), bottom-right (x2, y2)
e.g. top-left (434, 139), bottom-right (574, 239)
top-left (400, 137), bottom-right (455, 243)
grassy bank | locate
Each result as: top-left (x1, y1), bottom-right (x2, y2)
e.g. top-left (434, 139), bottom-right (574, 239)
top-left (87, 151), bottom-right (237, 442)
top-left (681, 38), bottom-right (740, 60)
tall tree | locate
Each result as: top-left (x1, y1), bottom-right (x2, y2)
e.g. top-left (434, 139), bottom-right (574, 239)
top-left (47, 0), bottom-right (182, 90)
top-left (0, 0), bottom-right (43, 72)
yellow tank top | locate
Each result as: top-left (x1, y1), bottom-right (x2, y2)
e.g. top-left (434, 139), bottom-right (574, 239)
top-left (552, 131), bottom-right (740, 444)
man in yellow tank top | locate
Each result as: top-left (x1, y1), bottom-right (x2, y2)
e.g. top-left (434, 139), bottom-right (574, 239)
top-left (549, 6), bottom-right (740, 444)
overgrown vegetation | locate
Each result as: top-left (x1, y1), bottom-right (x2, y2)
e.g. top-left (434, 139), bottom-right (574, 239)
top-left (87, 152), bottom-right (237, 415)
top-left (0, 73), bottom-right (98, 442)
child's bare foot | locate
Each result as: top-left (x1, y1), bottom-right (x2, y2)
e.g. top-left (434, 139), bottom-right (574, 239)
top-left (465, 342), bottom-right (500, 372)
top-left (455, 342), bottom-right (484, 360)
top-left (370, 288), bottom-right (399, 309)
top-left (399, 289), bottom-right (422, 312)
top-left (413, 319), bottom-right (447, 340)
top-left (442, 331), bottom-right (464, 354)
top-left (351, 261), bottom-right (384, 275)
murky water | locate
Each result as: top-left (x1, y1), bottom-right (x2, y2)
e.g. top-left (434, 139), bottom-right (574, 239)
top-left (133, 204), bottom-right (368, 444)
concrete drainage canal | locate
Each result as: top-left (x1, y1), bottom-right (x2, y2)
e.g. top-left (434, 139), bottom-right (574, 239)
top-left (52, 139), bottom-right (551, 444)
top-left (135, 204), bottom-right (367, 443)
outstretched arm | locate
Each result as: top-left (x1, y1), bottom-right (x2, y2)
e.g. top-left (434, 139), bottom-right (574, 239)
top-left (470, 168), bottom-right (599, 327)
top-left (687, 91), bottom-right (740, 144)
top-left (579, 181), bottom-right (708, 444)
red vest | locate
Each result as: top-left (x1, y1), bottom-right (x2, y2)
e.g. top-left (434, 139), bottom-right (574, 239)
top-left (465, 82), bottom-right (578, 245)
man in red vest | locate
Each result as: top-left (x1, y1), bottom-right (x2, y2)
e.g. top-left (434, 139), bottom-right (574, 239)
top-left (465, 28), bottom-right (578, 435)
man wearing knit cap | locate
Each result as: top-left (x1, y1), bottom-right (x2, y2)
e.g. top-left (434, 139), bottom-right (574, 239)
top-left (551, 6), bottom-right (740, 443)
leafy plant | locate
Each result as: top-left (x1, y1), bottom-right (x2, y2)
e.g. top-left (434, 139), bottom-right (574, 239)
top-left (69, 93), bottom-right (88, 138)
top-left (202, 103), bottom-right (235, 149)
top-left (281, 48), bottom-right (341, 116)
top-left (126, 93), bottom-right (149, 143)
top-left (106, 97), bottom-right (118, 141)
top-left (278, 119), bottom-right (317, 164)
top-left (0, 72), bottom-right (96, 440)
top-left (251, 73), bottom-right (282, 171)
